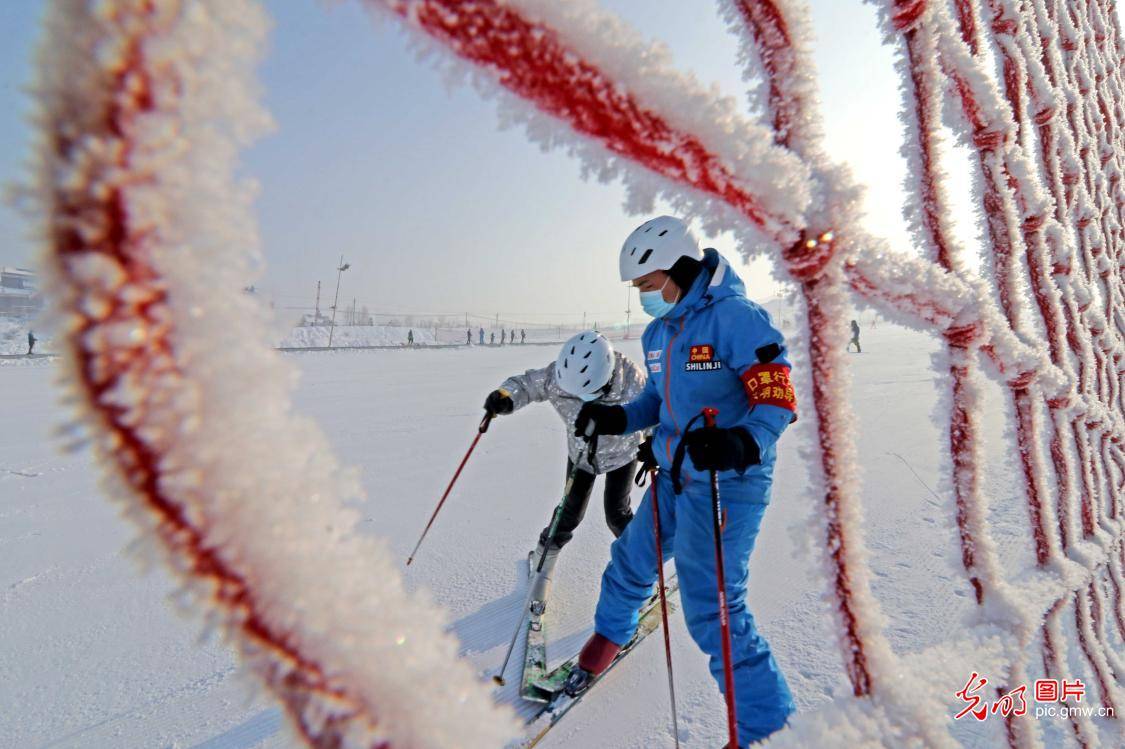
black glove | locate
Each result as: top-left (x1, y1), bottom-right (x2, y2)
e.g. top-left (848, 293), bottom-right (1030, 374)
top-left (636, 436), bottom-right (658, 471)
top-left (574, 402), bottom-right (627, 439)
top-left (633, 436), bottom-right (659, 487)
top-left (484, 389), bottom-right (514, 416)
top-left (683, 426), bottom-right (760, 472)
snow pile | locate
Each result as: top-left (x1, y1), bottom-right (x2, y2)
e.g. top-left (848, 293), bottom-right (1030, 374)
top-left (280, 325), bottom-right (437, 348)
top-left (31, 2), bottom-right (514, 748)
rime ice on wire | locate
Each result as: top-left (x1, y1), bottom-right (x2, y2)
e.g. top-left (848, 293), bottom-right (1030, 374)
top-left (33, 2), bottom-right (516, 748)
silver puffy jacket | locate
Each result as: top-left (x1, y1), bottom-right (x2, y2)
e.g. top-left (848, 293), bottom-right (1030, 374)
top-left (500, 351), bottom-right (646, 474)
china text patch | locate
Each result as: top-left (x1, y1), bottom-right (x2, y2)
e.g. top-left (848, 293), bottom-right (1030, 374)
top-left (685, 344), bottom-right (723, 371)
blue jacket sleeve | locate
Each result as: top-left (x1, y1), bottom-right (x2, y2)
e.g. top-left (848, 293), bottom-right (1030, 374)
top-left (622, 374), bottom-right (661, 432)
top-left (721, 301), bottom-right (797, 455)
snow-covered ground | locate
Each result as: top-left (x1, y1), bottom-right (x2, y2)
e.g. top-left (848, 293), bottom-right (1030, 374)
top-left (0, 322), bottom-right (1107, 748)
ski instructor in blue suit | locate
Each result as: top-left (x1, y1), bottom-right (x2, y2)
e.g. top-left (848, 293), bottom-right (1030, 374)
top-left (570, 216), bottom-right (796, 746)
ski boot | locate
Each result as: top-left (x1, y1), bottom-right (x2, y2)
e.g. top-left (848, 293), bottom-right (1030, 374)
top-left (563, 632), bottom-right (620, 696)
top-left (528, 541), bottom-right (561, 616)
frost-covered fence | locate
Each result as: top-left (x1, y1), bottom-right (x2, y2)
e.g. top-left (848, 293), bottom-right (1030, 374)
top-left (360, 0), bottom-right (1124, 746)
top-left (33, 3), bottom-right (516, 748)
top-left (33, 0), bottom-right (1125, 747)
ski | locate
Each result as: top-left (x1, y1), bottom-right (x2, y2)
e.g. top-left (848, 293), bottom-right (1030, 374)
top-left (521, 575), bottom-right (680, 747)
top-left (520, 552), bottom-right (554, 703)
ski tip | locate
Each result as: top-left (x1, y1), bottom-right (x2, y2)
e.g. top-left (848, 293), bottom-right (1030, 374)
top-left (492, 675), bottom-right (506, 687)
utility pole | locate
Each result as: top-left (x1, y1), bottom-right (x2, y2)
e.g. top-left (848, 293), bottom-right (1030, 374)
top-left (327, 256), bottom-right (350, 348)
top-left (314, 280), bottom-right (321, 324)
top-left (351, 297), bottom-right (356, 327)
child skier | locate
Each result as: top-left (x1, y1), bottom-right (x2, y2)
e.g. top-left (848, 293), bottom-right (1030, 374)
top-left (483, 331), bottom-right (646, 608)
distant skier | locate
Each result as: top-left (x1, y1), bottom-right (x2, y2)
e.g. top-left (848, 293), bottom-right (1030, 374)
top-left (27, 330), bottom-right (36, 356)
top-left (511, 329), bottom-right (516, 345)
top-left (570, 216), bottom-right (796, 745)
top-left (467, 329), bottom-right (472, 345)
top-left (407, 329), bottom-right (414, 346)
top-left (847, 319), bottom-right (861, 353)
top-left (521, 329), bottom-right (526, 344)
top-left (480, 327), bottom-right (485, 345)
top-left (501, 329), bottom-right (506, 346)
top-left (490, 332), bottom-right (495, 345)
top-left (483, 331), bottom-right (645, 609)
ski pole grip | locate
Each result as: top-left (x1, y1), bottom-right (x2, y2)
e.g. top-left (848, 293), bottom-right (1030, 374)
top-left (702, 407), bottom-right (719, 428)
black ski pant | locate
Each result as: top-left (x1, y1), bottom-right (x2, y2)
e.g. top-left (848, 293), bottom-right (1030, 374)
top-left (539, 459), bottom-right (636, 549)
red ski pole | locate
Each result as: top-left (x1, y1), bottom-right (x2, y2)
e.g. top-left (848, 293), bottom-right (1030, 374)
top-left (703, 406), bottom-right (739, 747)
top-left (406, 411), bottom-right (492, 566)
top-left (650, 468), bottom-right (681, 748)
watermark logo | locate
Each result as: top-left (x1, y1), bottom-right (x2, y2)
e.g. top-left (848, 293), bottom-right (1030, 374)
top-left (954, 672), bottom-right (1026, 720)
top-left (953, 673), bottom-right (1113, 721)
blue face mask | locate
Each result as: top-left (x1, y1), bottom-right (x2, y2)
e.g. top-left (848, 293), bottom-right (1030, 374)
top-left (639, 277), bottom-right (679, 318)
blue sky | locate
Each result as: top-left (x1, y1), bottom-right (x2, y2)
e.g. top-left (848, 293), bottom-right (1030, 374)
top-left (0, 1), bottom-right (1025, 326)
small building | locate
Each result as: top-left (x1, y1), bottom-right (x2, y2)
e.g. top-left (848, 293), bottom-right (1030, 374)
top-left (0, 267), bottom-right (44, 317)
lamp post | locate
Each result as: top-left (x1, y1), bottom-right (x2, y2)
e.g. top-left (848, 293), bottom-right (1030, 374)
top-left (624, 285), bottom-right (632, 339)
top-left (327, 256), bottom-right (350, 348)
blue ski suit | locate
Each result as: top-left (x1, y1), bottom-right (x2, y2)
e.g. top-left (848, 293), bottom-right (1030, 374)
top-left (593, 249), bottom-right (796, 745)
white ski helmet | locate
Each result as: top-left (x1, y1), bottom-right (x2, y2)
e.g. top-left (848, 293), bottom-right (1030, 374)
top-left (555, 331), bottom-right (615, 400)
top-left (619, 216), bottom-right (703, 282)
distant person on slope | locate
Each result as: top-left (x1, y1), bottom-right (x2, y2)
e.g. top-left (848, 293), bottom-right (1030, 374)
top-left (490, 332), bottom-right (495, 345)
top-left (569, 216), bottom-right (796, 746)
top-left (467, 329), bottom-right (472, 345)
top-left (482, 331), bottom-right (645, 610)
top-left (480, 327), bottom-right (485, 345)
top-left (27, 330), bottom-right (36, 356)
top-left (847, 319), bottom-right (861, 353)
top-left (501, 329), bottom-right (506, 346)
top-left (407, 329), bottom-right (414, 346)
top-left (521, 329), bottom-right (527, 344)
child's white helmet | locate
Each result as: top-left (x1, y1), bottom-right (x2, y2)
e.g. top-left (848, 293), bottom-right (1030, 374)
top-left (555, 331), bottom-right (615, 400)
